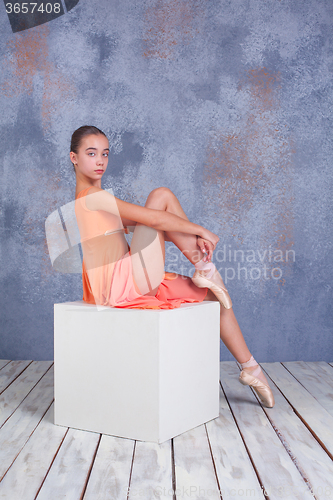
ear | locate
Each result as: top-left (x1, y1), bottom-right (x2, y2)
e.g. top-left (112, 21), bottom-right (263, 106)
top-left (70, 151), bottom-right (77, 164)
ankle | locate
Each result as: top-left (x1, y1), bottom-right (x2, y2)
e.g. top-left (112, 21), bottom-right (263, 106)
top-left (240, 355), bottom-right (258, 369)
top-left (194, 256), bottom-right (210, 269)
top-left (194, 258), bottom-right (216, 279)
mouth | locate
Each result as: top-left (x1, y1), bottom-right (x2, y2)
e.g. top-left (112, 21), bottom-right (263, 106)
top-left (95, 170), bottom-right (104, 174)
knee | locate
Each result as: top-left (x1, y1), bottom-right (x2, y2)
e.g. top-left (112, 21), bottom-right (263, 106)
top-left (146, 187), bottom-right (174, 207)
top-left (150, 187), bottom-right (173, 199)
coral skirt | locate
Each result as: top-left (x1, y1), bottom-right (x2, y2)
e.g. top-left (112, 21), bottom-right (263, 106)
top-left (82, 249), bottom-right (208, 310)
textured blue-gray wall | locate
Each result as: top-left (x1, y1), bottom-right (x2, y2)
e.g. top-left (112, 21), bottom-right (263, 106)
top-left (0, 0), bottom-right (332, 361)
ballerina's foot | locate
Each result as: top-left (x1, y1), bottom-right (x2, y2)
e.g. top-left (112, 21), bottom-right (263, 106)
top-left (191, 263), bottom-right (232, 309)
top-left (242, 365), bottom-right (269, 386)
top-left (239, 363), bottom-right (275, 408)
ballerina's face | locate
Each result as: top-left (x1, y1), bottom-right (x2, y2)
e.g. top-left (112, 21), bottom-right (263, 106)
top-left (71, 134), bottom-right (110, 181)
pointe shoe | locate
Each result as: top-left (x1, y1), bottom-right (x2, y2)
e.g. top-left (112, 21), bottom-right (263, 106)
top-left (239, 365), bottom-right (275, 408)
top-left (191, 266), bottom-right (233, 309)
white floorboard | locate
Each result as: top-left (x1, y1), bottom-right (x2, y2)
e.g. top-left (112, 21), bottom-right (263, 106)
top-left (0, 360), bottom-right (332, 500)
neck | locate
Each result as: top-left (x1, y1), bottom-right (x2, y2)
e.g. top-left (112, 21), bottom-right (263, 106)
top-left (75, 172), bottom-right (102, 190)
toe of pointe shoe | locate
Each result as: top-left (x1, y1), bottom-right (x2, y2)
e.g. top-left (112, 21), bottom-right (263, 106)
top-left (191, 270), bottom-right (233, 309)
top-left (239, 370), bottom-right (275, 408)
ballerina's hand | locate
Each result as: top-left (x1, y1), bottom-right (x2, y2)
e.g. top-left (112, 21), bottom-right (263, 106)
top-left (196, 236), bottom-right (214, 262)
top-left (201, 228), bottom-right (219, 251)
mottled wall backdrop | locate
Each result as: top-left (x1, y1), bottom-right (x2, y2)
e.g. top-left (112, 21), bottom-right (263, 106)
top-left (0, 0), bottom-right (332, 361)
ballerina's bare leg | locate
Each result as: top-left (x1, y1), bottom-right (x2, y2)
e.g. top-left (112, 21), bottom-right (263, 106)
top-left (130, 186), bottom-right (201, 297)
top-left (129, 187), bottom-right (264, 371)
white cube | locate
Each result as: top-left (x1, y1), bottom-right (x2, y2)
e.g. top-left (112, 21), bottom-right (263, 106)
top-left (54, 300), bottom-right (220, 444)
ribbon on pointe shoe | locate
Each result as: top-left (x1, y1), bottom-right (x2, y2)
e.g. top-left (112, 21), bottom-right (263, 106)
top-left (239, 356), bottom-right (275, 408)
top-left (194, 257), bottom-right (216, 278)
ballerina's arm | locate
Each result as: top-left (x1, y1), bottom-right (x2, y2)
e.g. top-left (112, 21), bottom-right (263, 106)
top-left (84, 187), bottom-right (216, 243)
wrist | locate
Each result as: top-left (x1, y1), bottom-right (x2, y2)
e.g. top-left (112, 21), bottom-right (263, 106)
top-left (196, 228), bottom-right (205, 239)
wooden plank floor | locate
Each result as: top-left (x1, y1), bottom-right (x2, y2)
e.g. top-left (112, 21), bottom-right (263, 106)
top-left (0, 360), bottom-right (333, 500)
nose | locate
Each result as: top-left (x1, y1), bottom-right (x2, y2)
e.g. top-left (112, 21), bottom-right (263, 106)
top-left (96, 154), bottom-right (104, 165)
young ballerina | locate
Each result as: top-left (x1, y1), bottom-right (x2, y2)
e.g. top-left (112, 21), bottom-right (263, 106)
top-left (71, 125), bottom-right (275, 408)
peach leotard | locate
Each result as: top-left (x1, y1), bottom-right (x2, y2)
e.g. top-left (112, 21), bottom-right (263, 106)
top-left (74, 187), bottom-right (208, 309)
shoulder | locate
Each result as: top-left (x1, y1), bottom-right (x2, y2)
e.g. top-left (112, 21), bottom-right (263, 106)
top-left (76, 185), bottom-right (103, 199)
top-left (84, 187), bottom-right (118, 211)
top-left (86, 186), bottom-right (103, 195)
top-left (85, 186), bottom-right (104, 204)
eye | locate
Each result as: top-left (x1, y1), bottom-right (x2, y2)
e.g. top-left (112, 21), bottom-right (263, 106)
top-left (88, 152), bottom-right (95, 156)
top-left (103, 152), bottom-right (109, 157)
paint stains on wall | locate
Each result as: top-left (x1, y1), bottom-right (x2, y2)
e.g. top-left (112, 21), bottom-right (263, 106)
top-left (203, 67), bottom-right (295, 291)
top-left (143, 0), bottom-right (203, 59)
top-left (0, 0), bottom-right (331, 361)
top-left (1, 25), bottom-right (76, 131)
